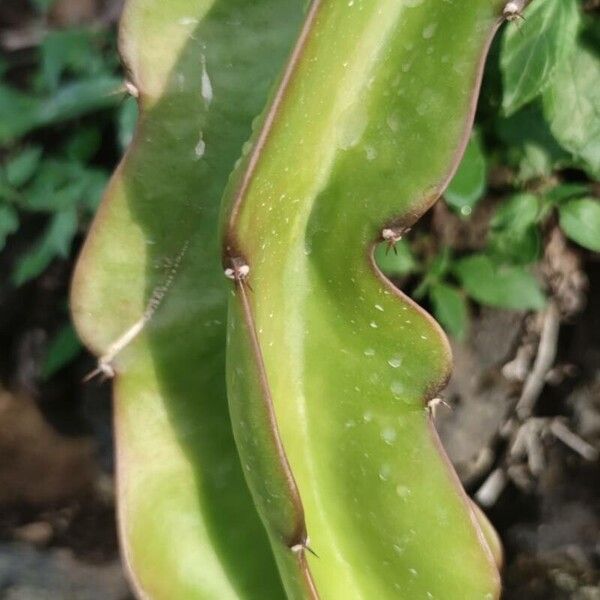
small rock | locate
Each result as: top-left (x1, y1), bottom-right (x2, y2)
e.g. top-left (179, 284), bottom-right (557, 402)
top-left (13, 522), bottom-right (53, 547)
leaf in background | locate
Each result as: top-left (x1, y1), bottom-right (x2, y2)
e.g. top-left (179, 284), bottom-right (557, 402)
top-left (40, 29), bottom-right (107, 91)
top-left (77, 167), bottom-right (109, 212)
top-left (18, 160), bottom-right (107, 214)
top-left (413, 248), bottom-right (452, 299)
top-left (488, 193), bottom-right (541, 264)
top-left (35, 77), bottom-right (123, 128)
top-left (0, 78), bottom-right (122, 144)
top-left (445, 129), bottom-right (487, 216)
top-left (559, 197), bottom-right (600, 252)
top-left (454, 253), bottom-right (545, 310)
top-left (545, 183), bottom-right (590, 204)
top-left (501, 0), bottom-right (580, 116)
top-left (0, 85), bottom-right (43, 145)
top-left (42, 323), bottom-right (82, 379)
top-left (117, 96), bottom-right (138, 152)
top-left (5, 147), bottom-right (43, 188)
top-left (18, 161), bottom-right (80, 212)
top-left (374, 239), bottom-right (417, 277)
top-left (65, 126), bottom-right (102, 162)
top-left (13, 208), bottom-right (78, 285)
top-left (430, 283), bottom-right (468, 340)
top-left (496, 103), bottom-right (569, 181)
top-left (31, 0), bottom-right (55, 13)
top-left (543, 43), bottom-right (600, 178)
top-left (0, 205), bottom-right (19, 251)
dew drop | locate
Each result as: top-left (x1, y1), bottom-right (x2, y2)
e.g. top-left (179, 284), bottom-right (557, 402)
top-left (396, 484), bottom-right (411, 499)
top-left (379, 463), bottom-right (391, 481)
top-left (200, 56), bottom-right (213, 104)
top-left (381, 426), bottom-right (397, 444)
top-left (387, 356), bottom-right (402, 368)
top-left (386, 114), bottom-right (399, 132)
top-left (179, 16), bottom-right (198, 26)
top-left (338, 103), bottom-right (368, 150)
top-left (194, 136), bottom-right (206, 158)
top-left (391, 381), bottom-right (404, 397)
top-left (365, 145), bottom-right (377, 161)
top-left (422, 23), bottom-right (437, 39)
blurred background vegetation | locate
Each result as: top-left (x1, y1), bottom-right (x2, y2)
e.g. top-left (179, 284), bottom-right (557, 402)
top-left (0, 0), bottom-right (598, 598)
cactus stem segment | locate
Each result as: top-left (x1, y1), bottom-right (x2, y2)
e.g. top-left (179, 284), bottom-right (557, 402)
top-left (83, 242), bottom-right (188, 382)
top-left (228, 251), bottom-right (318, 596)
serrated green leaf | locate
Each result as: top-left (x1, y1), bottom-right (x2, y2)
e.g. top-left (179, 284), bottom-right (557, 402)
top-left (0, 78), bottom-right (122, 144)
top-left (543, 43), bottom-right (600, 177)
top-left (13, 209), bottom-right (78, 285)
top-left (454, 253), bottom-right (545, 310)
top-left (374, 239), bottom-right (417, 277)
top-left (5, 147), bottom-right (43, 188)
top-left (491, 193), bottom-right (540, 230)
top-left (445, 129), bottom-right (487, 216)
top-left (40, 29), bottom-right (105, 91)
top-left (501, 0), bottom-right (580, 116)
top-left (0, 85), bottom-right (43, 145)
top-left (36, 77), bottom-right (123, 126)
top-left (42, 323), bottom-right (82, 379)
top-left (65, 127), bottom-right (102, 162)
top-left (18, 161), bottom-right (79, 212)
top-left (545, 183), bottom-right (590, 204)
top-left (489, 224), bottom-right (540, 265)
top-left (0, 205), bottom-right (19, 251)
top-left (430, 283), bottom-right (468, 340)
top-left (496, 103), bottom-right (569, 181)
top-left (18, 160), bottom-right (107, 214)
top-left (78, 168), bottom-right (109, 212)
top-left (559, 197), bottom-right (600, 251)
top-left (488, 193), bottom-right (541, 264)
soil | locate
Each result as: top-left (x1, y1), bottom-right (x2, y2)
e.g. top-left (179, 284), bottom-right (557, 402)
top-left (0, 1), bottom-right (598, 599)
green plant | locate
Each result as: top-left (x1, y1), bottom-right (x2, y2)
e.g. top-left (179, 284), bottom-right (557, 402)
top-left (219, 0), bottom-right (508, 595)
top-left (70, 0), bottom-right (514, 597)
top-left (71, 1), bottom-right (306, 597)
top-left (376, 0), bottom-right (600, 340)
top-left (0, 7), bottom-right (131, 375)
